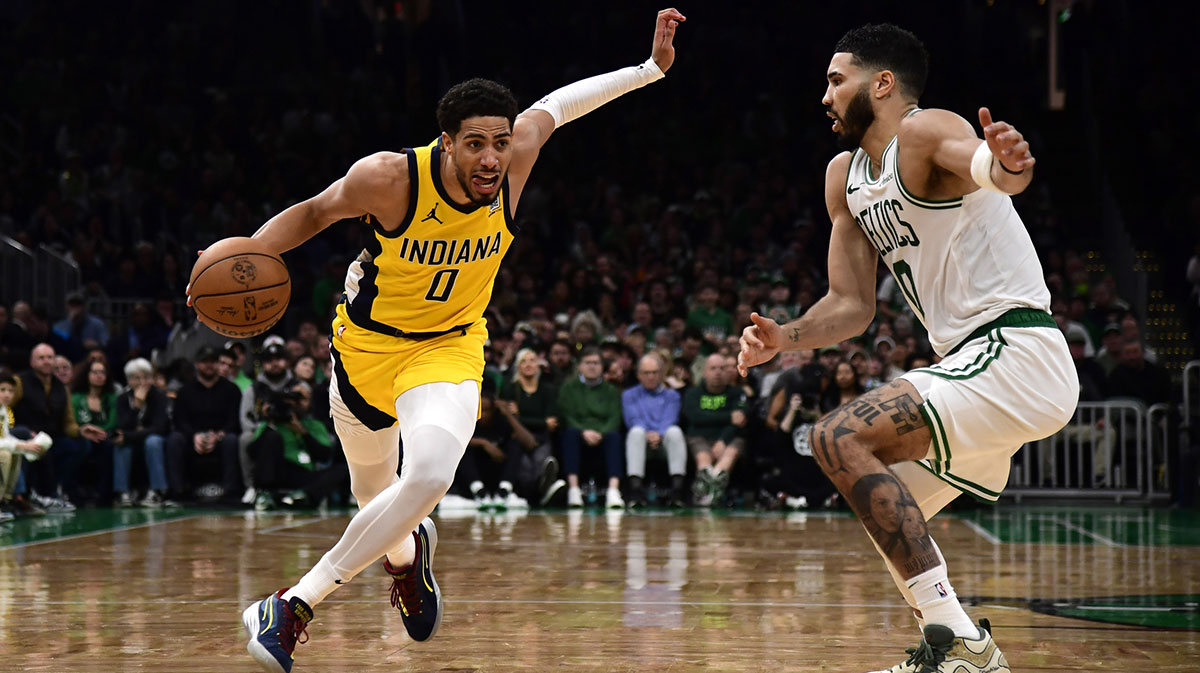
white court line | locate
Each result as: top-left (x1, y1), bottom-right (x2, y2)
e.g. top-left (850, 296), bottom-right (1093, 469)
top-left (959, 519), bottom-right (1000, 545)
top-left (1051, 516), bottom-right (1124, 548)
top-left (0, 514), bottom-right (203, 551)
top-left (257, 515), bottom-right (337, 535)
top-left (22, 597), bottom-right (912, 610)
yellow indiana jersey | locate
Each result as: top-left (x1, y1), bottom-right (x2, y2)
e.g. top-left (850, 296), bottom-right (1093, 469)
top-left (339, 139), bottom-right (515, 337)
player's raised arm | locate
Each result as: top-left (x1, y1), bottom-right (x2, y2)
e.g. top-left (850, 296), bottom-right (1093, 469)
top-left (250, 152), bottom-right (411, 255)
top-left (899, 107), bottom-right (1035, 197)
top-left (739, 153), bottom-right (878, 375)
top-left (507, 8), bottom-right (685, 185)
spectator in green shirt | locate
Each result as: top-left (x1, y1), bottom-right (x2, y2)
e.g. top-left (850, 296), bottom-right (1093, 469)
top-left (682, 353), bottom-right (746, 506)
top-left (68, 359), bottom-right (119, 503)
top-left (557, 346), bottom-right (624, 508)
top-left (685, 283), bottom-right (733, 351)
top-left (248, 382), bottom-right (348, 510)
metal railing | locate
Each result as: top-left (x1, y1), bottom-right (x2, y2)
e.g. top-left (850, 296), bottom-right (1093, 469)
top-left (1185, 360), bottom-right (1199, 438)
top-left (1008, 400), bottom-right (1170, 502)
top-left (35, 244), bottom-right (81, 309)
top-left (0, 235), bottom-right (35, 307)
top-left (0, 237), bottom-right (82, 310)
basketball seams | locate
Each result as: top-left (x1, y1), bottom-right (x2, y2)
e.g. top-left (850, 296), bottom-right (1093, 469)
top-left (190, 279), bottom-right (290, 301)
top-left (189, 251), bottom-right (286, 284)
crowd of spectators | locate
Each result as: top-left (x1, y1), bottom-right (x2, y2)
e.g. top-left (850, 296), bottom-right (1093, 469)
top-left (0, 258), bottom-right (1173, 519)
top-left (0, 2), bottom-right (1190, 522)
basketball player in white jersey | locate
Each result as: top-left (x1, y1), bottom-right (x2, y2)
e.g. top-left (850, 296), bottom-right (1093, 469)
top-left (219, 9), bottom-right (685, 673)
top-left (738, 24), bottom-right (1077, 673)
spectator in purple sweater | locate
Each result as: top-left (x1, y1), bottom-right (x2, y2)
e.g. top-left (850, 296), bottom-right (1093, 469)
top-left (622, 353), bottom-right (686, 507)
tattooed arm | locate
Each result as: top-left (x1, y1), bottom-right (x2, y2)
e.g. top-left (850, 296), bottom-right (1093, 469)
top-left (785, 152), bottom-right (879, 347)
top-left (738, 153), bottom-right (877, 375)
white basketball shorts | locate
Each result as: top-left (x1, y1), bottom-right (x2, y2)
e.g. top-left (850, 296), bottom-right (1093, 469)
top-left (895, 325), bottom-right (1078, 516)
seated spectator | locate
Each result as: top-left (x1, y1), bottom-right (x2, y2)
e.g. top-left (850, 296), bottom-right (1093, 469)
top-left (15, 343), bottom-right (78, 511)
top-left (605, 359), bottom-right (629, 388)
top-left (113, 358), bottom-right (173, 507)
top-left (557, 347), bottom-right (623, 508)
top-left (0, 373), bottom-right (49, 519)
top-left (52, 292), bottom-right (109, 362)
top-left (238, 343), bottom-right (296, 501)
top-left (544, 338), bottom-right (575, 389)
top-left (623, 353), bottom-right (686, 508)
top-left (221, 342), bottom-right (254, 391)
top-left (820, 358), bottom-right (864, 413)
top-left (247, 382), bottom-right (347, 510)
top-left (683, 353), bottom-right (746, 507)
top-left (775, 383), bottom-right (836, 509)
top-left (1106, 339), bottom-right (1171, 406)
top-left (1094, 323), bottom-right (1123, 374)
top-left (166, 346), bottom-right (241, 501)
top-left (66, 358), bottom-right (119, 504)
top-left (53, 355), bottom-right (74, 387)
top-left (499, 349), bottom-right (563, 505)
top-left (686, 283), bottom-right (733, 349)
top-left (454, 393), bottom-right (537, 508)
top-left (0, 304), bottom-right (33, 372)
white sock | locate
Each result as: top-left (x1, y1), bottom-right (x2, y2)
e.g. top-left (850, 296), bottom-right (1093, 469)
top-left (283, 558), bottom-right (343, 608)
top-left (385, 532), bottom-right (416, 569)
top-left (907, 565), bottom-right (977, 639)
top-left (874, 538), bottom-right (924, 630)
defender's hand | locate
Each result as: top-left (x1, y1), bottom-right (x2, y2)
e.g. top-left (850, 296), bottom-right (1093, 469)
top-left (651, 8), bottom-right (686, 73)
top-left (738, 312), bottom-right (783, 376)
top-left (979, 107), bottom-right (1034, 173)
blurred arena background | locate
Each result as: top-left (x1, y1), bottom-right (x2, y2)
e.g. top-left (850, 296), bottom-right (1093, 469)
top-left (0, 1), bottom-right (1198, 670)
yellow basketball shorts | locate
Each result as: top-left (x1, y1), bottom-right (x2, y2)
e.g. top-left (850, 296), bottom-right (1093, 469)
top-left (328, 312), bottom-right (487, 431)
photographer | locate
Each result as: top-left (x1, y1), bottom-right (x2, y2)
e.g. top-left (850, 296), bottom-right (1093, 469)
top-left (247, 382), bottom-right (347, 510)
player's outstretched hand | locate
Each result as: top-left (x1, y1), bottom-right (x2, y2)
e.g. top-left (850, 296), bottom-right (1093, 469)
top-left (738, 312), bottom-right (782, 377)
top-left (184, 248), bottom-right (205, 307)
top-left (978, 107), bottom-right (1034, 173)
top-left (651, 8), bottom-right (686, 73)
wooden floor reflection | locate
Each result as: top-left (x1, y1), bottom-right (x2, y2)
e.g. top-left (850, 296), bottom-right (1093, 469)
top-left (1, 507), bottom-right (1198, 672)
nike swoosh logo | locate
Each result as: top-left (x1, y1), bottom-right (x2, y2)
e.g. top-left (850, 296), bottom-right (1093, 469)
top-left (847, 184), bottom-right (861, 194)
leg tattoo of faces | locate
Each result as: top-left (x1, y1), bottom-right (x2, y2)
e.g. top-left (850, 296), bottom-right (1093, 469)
top-left (850, 472), bottom-right (940, 576)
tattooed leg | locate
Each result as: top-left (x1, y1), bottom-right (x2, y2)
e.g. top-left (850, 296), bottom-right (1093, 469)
top-left (808, 378), bottom-right (940, 579)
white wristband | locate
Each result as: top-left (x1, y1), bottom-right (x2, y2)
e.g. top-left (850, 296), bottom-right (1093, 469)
top-left (969, 142), bottom-right (1008, 194)
top-left (529, 58), bottom-right (665, 128)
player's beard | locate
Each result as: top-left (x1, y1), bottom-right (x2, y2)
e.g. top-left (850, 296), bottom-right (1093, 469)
top-left (454, 163), bottom-right (499, 209)
top-left (834, 84), bottom-right (875, 151)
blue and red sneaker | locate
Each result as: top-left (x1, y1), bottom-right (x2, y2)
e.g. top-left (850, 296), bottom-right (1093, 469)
top-left (241, 588), bottom-right (313, 673)
top-left (383, 516), bottom-right (443, 641)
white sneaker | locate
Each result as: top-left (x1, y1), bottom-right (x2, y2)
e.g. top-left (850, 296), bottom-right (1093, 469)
top-left (437, 494), bottom-right (479, 511)
top-left (567, 486), bottom-right (584, 508)
top-left (868, 620), bottom-right (1009, 673)
top-left (241, 487), bottom-right (257, 505)
top-left (605, 487), bottom-right (624, 509)
top-left (504, 492), bottom-right (529, 509)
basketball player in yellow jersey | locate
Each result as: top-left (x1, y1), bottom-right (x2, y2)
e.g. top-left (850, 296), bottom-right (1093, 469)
top-left (222, 9), bottom-right (685, 673)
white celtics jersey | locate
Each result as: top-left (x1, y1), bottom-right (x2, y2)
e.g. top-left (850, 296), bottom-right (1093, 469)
top-left (844, 130), bottom-right (1050, 356)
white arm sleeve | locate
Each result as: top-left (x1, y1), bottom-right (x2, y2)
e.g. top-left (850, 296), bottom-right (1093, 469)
top-left (528, 58), bottom-right (665, 128)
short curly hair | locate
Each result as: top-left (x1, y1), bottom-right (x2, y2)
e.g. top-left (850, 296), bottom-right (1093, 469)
top-left (835, 24), bottom-right (929, 100)
top-left (435, 78), bottom-right (519, 137)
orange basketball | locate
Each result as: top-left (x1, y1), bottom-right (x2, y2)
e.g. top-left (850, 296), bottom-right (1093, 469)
top-left (188, 237), bottom-right (290, 339)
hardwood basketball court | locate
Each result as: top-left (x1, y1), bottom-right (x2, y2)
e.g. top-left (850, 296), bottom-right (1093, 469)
top-left (1, 505), bottom-right (1197, 671)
